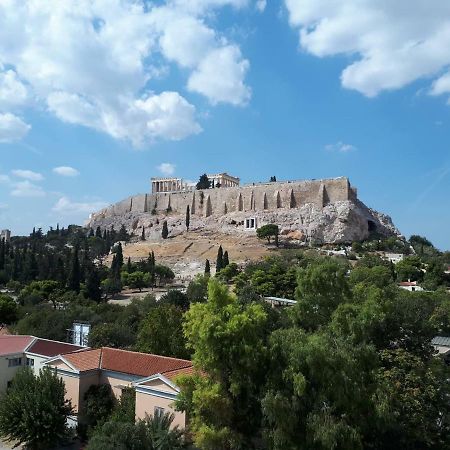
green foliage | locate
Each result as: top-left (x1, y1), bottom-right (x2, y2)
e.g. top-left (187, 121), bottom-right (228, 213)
top-left (395, 256), bottom-right (423, 282)
top-left (178, 279), bottom-right (269, 449)
top-left (123, 270), bottom-right (150, 291)
top-left (136, 304), bottom-right (189, 359)
top-left (83, 384), bottom-right (116, 432)
top-left (196, 173), bottom-right (211, 190)
top-left (159, 289), bottom-right (190, 310)
top-left (186, 205), bottom-right (190, 231)
top-left (293, 259), bottom-right (351, 330)
top-left (256, 224), bottom-right (279, 246)
top-left (216, 262), bottom-right (239, 282)
top-left (0, 294), bottom-right (18, 324)
top-left (205, 259), bottom-right (211, 275)
top-left (0, 368), bottom-right (73, 450)
top-left (18, 279), bottom-right (61, 306)
top-left (89, 322), bottom-right (136, 349)
top-left (186, 274), bottom-right (209, 303)
top-left (87, 412), bottom-right (186, 450)
top-left (216, 245), bottom-right (224, 272)
top-left (161, 221), bottom-right (169, 239)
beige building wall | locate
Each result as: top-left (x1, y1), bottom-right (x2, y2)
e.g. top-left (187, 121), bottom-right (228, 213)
top-left (135, 390), bottom-right (186, 428)
top-left (0, 353), bottom-right (24, 393)
top-left (99, 372), bottom-right (138, 398)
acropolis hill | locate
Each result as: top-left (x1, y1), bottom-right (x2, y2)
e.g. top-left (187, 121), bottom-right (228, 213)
top-left (87, 173), bottom-right (399, 246)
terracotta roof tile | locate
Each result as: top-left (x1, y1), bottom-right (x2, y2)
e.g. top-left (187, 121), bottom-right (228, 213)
top-left (55, 347), bottom-right (192, 377)
top-left (162, 366), bottom-right (196, 380)
top-left (0, 335), bottom-right (34, 356)
top-left (27, 338), bottom-right (83, 357)
top-left (100, 348), bottom-right (192, 378)
top-left (63, 348), bottom-right (102, 372)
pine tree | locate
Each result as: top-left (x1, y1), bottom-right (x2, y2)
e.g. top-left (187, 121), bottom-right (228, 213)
top-left (162, 221), bottom-right (169, 239)
top-left (88, 228), bottom-right (94, 237)
top-left (216, 245), bottom-right (224, 273)
top-left (0, 238), bottom-right (5, 271)
top-left (67, 245), bottom-right (81, 293)
top-left (116, 243), bottom-right (124, 269)
top-left (205, 259), bottom-right (211, 275)
top-left (141, 227), bottom-right (146, 241)
top-left (95, 226), bottom-right (102, 238)
top-left (223, 250), bottom-right (229, 268)
top-left (186, 205), bottom-right (190, 231)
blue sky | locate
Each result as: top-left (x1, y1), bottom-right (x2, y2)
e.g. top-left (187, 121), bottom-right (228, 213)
top-left (1, 0), bottom-right (450, 249)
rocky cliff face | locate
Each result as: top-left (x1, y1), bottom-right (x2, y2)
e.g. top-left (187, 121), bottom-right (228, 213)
top-left (86, 197), bottom-right (400, 245)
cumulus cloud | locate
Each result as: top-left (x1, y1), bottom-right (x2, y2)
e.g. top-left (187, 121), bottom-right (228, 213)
top-left (10, 180), bottom-right (45, 197)
top-left (52, 196), bottom-right (108, 216)
top-left (325, 141), bottom-right (357, 153)
top-left (11, 169), bottom-right (44, 181)
top-left (53, 166), bottom-right (80, 177)
top-left (284, 0), bottom-right (450, 100)
top-left (0, 0), bottom-right (252, 145)
top-left (0, 113), bottom-right (30, 143)
top-left (0, 68), bottom-right (28, 110)
top-left (157, 163), bottom-right (176, 176)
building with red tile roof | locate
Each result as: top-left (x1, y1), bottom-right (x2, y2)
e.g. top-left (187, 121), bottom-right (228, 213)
top-left (0, 335), bottom-right (84, 393)
top-left (44, 347), bottom-right (194, 428)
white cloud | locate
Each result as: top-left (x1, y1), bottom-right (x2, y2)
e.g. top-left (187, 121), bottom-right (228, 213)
top-left (284, 0), bottom-right (450, 100)
top-left (256, 0), bottom-right (266, 12)
top-left (325, 141), bottom-right (357, 153)
top-left (53, 166), bottom-right (80, 177)
top-left (11, 169), bottom-right (44, 181)
top-left (187, 45), bottom-right (251, 105)
top-left (0, 113), bottom-right (30, 143)
top-left (0, 68), bottom-right (28, 110)
top-left (157, 163), bottom-right (176, 176)
top-left (0, 0), bottom-right (252, 145)
top-left (10, 180), bottom-right (45, 197)
top-left (52, 196), bottom-right (108, 216)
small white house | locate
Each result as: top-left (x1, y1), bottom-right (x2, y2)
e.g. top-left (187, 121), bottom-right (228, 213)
top-left (398, 281), bottom-right (423, 292)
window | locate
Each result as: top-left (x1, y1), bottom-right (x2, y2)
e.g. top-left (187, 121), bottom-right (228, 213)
top-left (245, 218), bottom-right (256, 229)
top-left (154, 406), bottom-right (165, 418)
top-left (26, 358), bottom-right (34, 367)
top-left (8, 358), bottom-right (22, 367)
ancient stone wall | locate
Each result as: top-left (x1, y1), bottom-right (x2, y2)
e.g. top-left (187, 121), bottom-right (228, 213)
top-left (90, 177), bottom-right (352, 221)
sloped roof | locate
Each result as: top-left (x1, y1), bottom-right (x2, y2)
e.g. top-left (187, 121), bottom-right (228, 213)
top-left (0, 335), bottom-right (34, 355)
top-left (432, 336), bottom-right (450, 347)
top-left (163, 366), bottom-right (196, 380)
top-left (55, 347), bottom-right (192, 377)
top-left (27, 338), bottom-right (83, 357)
top-left (63, 348), bottom-right (102, 372)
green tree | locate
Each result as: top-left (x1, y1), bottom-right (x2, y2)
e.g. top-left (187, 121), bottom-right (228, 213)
top-left (216, 245), bottom-right (224, 272)
top-left (256, 224), bottom-right (279, 246)
top-left (205, 259), bottom-right (211, 275)
top-left (196, 173), bottom-right (211, 190)
top-left (85, 264), bottom-right (102, 302)
top-left (141, 226), bottom-right (146, 241)
top-left (67, 244), bottom-right (81, 293)
top-left (125, 271), bottom-right (150, 292)
top-left (293, 259), bottom-right (350, 330)
top-left (159, 290), bottom-right (190, 310)
top-left (87, 412), bottom-right (186, 450)
top-left (162, 220), bottom-right (169, 239)
top-left (89, 322), bottom-right (136, 349)
top-left (0, 294), bottom-right (18, 324)
top-left (223, 250), bottom-right (230, 267)
top-left (186, 205), bottom-right (190, 231)
top-left (0, 368), bottom-right (73, 450)
top-left (83, 384), bottom-right (116, 432)
top-left (395, 256), bottom-right (423, 282)
top-left (177, 280), bottom-right (269, 449)
top-left (136, 304), bottom-right (189, 359)
top-left (186, 274), bottom-right (209, 303)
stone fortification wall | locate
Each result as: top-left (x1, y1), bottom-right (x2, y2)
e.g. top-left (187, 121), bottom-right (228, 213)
top-left (91, 177), bottom-right (352, 221)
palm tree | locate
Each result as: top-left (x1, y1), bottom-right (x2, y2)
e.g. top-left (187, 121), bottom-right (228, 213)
top-left (144, 412), bottom-right (186, 450)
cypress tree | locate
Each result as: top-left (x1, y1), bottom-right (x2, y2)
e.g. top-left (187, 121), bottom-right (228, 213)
top-left (186, 205), bottom-right (190, 231)
top-left (0, 238), bottom-right (5, 271)
top-left (205, 259), bottom-right (211, 275)
top-left (223, 250), bottom-right (229, 268)
top-left (216, 246), bottom-right (224, 272)
top-left (141, 227), bottom-right (146, 241)
top-left (85, 264), bottom-right (102, 302)
top-left (161, 221), bottom-right (169, 239)
top-left (67, 245), bottom-right (81, 293)
top-left (127, 257), bottom-right (132, 273)
top-left (115, 243), bottom-right (124, 270)
top-left (95, 226), bottom-right (102, 238)
top-left (88, 228), bottom-right (94, 237)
